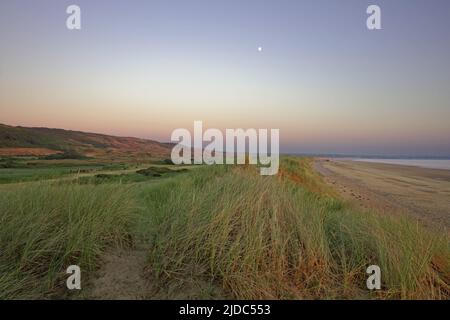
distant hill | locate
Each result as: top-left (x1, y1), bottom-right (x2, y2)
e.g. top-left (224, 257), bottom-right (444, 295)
top-left (0, 123), bottom-right (172, 159)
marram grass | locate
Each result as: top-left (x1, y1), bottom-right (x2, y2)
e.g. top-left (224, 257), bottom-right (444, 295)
top-left (0, 158), bottom-right (448, 299)
top-left (146, 159), bottom-right (450, 299)
top-left (0, 182), bottom-right (136, 299)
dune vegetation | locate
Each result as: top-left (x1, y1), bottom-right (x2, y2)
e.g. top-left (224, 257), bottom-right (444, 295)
top-left (0, 183), bottom-right (135, 299)
top-left (0, 157), bottom-right (448, 299)
top-left (142, 159), bottom-right (449, 299)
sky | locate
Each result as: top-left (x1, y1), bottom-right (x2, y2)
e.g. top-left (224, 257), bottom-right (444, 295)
top-left (1, 0), bottom-right (449, 156)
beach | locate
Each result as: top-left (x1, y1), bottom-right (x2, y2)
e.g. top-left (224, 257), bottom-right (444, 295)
top-left (315, 159), bottom-right (450, 231)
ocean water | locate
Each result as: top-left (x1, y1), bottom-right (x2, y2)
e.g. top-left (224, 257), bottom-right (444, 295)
top-left (351, 158), bottom-right (450, 170)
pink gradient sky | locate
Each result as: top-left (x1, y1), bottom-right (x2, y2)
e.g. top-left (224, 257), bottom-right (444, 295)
top-left (1, 0), bottom-right (450, 156)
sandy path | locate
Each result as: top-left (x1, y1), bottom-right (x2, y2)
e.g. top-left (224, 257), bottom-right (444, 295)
top-left (314, 159), bottom-right (450, 231)
top-left (86, 241), bottom-right (225, 300)
top-left (86, 243), bottom-right (155, 299)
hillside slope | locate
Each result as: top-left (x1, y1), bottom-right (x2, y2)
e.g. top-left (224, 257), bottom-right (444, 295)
top-left (0, 123), bottom-right (172, 158)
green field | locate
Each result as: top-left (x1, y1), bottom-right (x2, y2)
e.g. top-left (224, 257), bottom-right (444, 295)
top-left (0, 157), bottom-right (449, 299)
top-left (0, 157), bottom-right (184, 184)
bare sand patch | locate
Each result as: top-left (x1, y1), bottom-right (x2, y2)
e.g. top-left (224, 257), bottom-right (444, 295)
top-left (86, 244), bottom-right (154, 300)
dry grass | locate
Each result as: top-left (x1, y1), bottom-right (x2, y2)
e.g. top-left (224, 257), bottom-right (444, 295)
top-left (1, 157), bottom-right (448, 300)
top-left (0, 182), bottom-right (136, 299)
top-left (144, 158), bottom-right (450, 299)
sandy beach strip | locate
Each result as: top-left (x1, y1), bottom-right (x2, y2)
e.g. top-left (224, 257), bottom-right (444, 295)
top-left (314, 158), bottom-right (450, 231)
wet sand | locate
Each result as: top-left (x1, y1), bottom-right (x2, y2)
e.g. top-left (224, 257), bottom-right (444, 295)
top-left (314, 159), bottom-right (450, 231)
